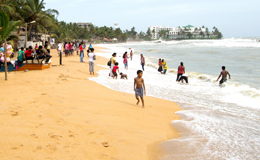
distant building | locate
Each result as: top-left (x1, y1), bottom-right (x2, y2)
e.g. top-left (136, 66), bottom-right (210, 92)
top-left (77, 22), bottom-right (92, 30)
top-left (149, 25), bottom-right (212, 39)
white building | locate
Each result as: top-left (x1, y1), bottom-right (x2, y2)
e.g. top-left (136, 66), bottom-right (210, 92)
top-left (149, 25), bottom-right (209, 39)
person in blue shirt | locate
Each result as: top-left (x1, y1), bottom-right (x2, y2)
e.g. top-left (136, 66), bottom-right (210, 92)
top-left (89, 43), bottom-right (92, 49)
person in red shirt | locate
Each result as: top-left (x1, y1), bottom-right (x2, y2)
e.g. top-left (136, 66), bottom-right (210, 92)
top-left (176, 62), bottom-right (185, 81)
top-left (79, 42), bottom-right (84, 62)
top-left (68, 42), bottom-right (72, 55)
top-left (112, 62), bottom-right (119, 79)
top-left (24, 46), bottom-right (34, 64)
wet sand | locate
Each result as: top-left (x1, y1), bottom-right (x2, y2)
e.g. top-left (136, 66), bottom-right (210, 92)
top-left (0, 47), bottom-right (182, 160)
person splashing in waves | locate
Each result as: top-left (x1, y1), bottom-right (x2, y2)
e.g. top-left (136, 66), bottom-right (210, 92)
top-left (216, 66), bottom-right (231, 85)
top-left (134, 70), bottom-right (146, 108)
top-left (140, 54), bottom-right (145, 71)
top-left (176, 62), bottom-right (185, 81)
top-left (162, 59), bottom-right (168, 74)
top-left (158, 58), bottom-right (163, 73)
top-left (130, 50), bottom-right (133, 61)
top-left (123, 52), bottom-right (128, 70)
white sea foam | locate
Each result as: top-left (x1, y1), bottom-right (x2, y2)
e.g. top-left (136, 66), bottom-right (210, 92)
top-left (90, 39), bottom-right (260, 159)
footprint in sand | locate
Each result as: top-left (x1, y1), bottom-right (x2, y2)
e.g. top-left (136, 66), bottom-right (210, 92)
top-left (10, 111), bottom-right (19, 117)
top-left (30, 134), bottom-right (38, 138)
top-left (101, 142), bottom-right (109, 147)
top-left (49, 133), bottom-right (62, 140)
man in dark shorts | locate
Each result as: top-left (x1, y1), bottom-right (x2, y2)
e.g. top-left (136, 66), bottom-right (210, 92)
top-left (216, 66), bottom-right (231, 85)
top-left (36, 46), bottom-right (45, 64)
top-left (112, 62), bottom-right (119, 79)
top-left (178, 74), bottom-right (189, 83)
top-left (24, 46), bottom-right (34, 64)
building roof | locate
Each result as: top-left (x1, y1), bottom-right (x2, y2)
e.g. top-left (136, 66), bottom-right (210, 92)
top-left (183, 25), bottom-right (194, 28)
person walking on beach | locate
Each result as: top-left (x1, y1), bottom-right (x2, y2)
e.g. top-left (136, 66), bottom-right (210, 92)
top-left (79, 42), bottom-right (84, 62)
top-left (110, 53), bottom-right (117, 77)
top-left (76, 41), bottom-right (79, 55)
top-left (72, 43), bottom-right (75, 55)
top-left (64, 42), bottom-right (69, 57)
top-left (216, 66), bottom-right (231, 85)
top-left (176, 62), bottom-right (185, 81)
top-left (162, 59), bottom-right (168, 74)
top-left (88, 48), bottom-right (95, 75)
top-left (89, 43), bottom-right (92, 49)
top-left (57, 42), bottom-right (62, 56)
top-left (68, 42), bottom-right (72, 56)
top-left (123, 52), bottom-right (128, 70)
top-left (130, 50), bottom-right (133, 61)
top-left (158, 58), bottom-right (163, 73)
top-left (140, 54), bottom-right (145, 71)
top-left (134, 70), bottom-right (146, 108)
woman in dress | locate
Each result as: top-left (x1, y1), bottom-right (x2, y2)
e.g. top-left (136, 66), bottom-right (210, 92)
top-left (123, 52), bottom-right (128, 70)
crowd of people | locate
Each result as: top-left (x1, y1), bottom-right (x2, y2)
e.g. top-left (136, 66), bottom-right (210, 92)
top-left (15, 41), bottom-right (52, 67)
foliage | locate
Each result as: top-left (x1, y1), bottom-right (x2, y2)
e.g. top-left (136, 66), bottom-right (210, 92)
top-left (0, 11), bottom-right (22, 43)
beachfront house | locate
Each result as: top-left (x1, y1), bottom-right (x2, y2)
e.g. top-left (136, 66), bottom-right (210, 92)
top-left (150, 25), bottom-right (216, 40)
top-left (77, 22), bottom-right (93, 31)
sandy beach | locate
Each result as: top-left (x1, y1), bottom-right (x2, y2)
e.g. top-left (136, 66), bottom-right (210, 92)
top-left (0, 47), bottom-right (182, 160)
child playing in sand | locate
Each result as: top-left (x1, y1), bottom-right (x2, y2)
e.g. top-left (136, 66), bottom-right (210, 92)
top-left (120, 72), bottom-right (128, 79)
top-left (112, 62), bottom-right (119, 79)
top-left (134, 70), bottom-right (146, 108)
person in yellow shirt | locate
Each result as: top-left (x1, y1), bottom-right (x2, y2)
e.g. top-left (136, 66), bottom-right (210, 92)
top-left (162, 59), bottom-right (168, 74)
top-left (110, 53), bottom-right (117, 77)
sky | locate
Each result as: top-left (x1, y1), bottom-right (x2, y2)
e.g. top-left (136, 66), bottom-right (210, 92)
top-left (45, 0), bottom-right (260, 37)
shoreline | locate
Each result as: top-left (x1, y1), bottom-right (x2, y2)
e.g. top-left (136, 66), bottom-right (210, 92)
top-left (0, 46), bottom-right (183, 159)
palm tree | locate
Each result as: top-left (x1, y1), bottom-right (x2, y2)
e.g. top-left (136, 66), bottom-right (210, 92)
top-left (0, 11), bottom-right (21, 80)
top-left (22, 0), bottom-right (59, 39)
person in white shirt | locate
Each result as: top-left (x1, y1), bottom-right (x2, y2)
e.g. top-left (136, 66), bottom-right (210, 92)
top-left (88, 48), bottom-right (95, 75)
top-left (57, 42), bottom-right (62, 56)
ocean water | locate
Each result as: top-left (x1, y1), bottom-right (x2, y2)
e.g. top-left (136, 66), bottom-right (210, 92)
top-left (90, 38), bottom-right (260, 160)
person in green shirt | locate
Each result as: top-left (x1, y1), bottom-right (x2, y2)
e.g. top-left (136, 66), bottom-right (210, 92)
top-left (15, 47), bottom-right (25, 69)
top-left (18, 47), bottom-right (25, 61)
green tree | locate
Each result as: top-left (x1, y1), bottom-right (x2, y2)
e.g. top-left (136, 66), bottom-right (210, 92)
top-left (0, 11), bottom-right (21, 80)
top-left (187, 32), bottom-right (193, 39)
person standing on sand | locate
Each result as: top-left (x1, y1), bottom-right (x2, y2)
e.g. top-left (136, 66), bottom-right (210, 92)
top-left (158, 58), bottom-right (163, 73)
top-left (76, 41), bottom-right (79, 55)
top-left (123, 52), bottom-right (128, 70)
top-left (57, 42), bottom-right (62, 56)
top-left (134, 70), bottom-right (146, 108)
top-left (130, 50), bottom-right (133, 61)
top-left (79, 42), bottom-right (84, 62)
top-left (88, 48), bottom-right (95, 75)
top-left (110, 53), bottom-right (117, 77)
top-left (140, 54), bottom-right (145, 71)
top-left (176, 62), bottom-right (185, 81)
top-left (216, 66), bottom-right (231, 85)
top-left (64, 42), bottom-right (69, 57)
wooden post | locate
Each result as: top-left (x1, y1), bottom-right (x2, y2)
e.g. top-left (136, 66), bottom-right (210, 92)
top-left (4, 39), bottom-right (7, 80)
top-left (25, 23), bottom-right (27, 48)
top-left (60, 48), bottom-right (62, 65)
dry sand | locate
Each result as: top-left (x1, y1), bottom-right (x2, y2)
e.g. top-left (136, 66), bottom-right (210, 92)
top-left (0, 47), bottom-right (182, 160)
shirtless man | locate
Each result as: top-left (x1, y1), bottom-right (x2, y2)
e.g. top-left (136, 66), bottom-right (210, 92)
top-left (134, 70), bottom-right (146, 108)
top-left (216, 66), bottom-right (231, 85)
